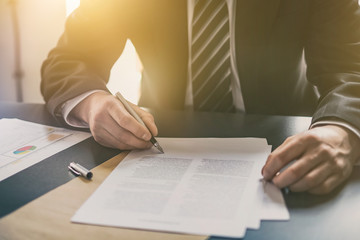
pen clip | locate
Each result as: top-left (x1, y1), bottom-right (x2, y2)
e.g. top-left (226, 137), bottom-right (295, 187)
top-left (68, 165), bottom-right (81, 176)
top-left (68, 162), bottom-right (93, 179)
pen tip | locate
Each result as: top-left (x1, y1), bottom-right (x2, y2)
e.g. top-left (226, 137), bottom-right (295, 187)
top-left (153, 141), bottom-right (164, 153)
top-left (157, 145), bottom-right (164, 154)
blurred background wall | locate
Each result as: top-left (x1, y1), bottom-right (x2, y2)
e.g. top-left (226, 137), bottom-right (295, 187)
top-left (0, 0), bottom-right (141, 104)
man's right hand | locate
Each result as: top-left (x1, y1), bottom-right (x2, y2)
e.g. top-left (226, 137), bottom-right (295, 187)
top-left (70, 91), bottom-right (158, 150)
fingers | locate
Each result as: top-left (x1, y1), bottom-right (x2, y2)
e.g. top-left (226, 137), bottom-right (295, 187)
top-left (77, 92), bottom-right (158, 150)
top-left (108, 100), bottom-right (152, 141)
top-left (92, 127), bottom-right (136, 150)
top-left (261, 125), bottom-right (357, 194)
top-left (271, 142), bottom-right (336, 189)
top-left (90, 111), bottom-right (152, 149)
top-left (129, 102), bottom-right (158, 136)
top-left (262, 135), bottom-right (309, 181)
top-left (285, 160), bottom-right (333, 192)
top-left (289, 156), bottom-right (353, 194)
top-left (308, 175), bottom-right (342, 195)
top-left (271, 153), bottom-right (322, 189)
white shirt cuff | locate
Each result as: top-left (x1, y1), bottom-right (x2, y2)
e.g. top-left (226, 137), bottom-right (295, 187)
top-left (61, 90), bottom-right (106, 128)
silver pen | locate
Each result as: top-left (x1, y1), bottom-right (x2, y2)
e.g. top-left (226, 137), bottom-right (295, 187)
top-left (115, 92), bottom-right (164, 153)
top-left (68, 162), bottom-right (93, 179)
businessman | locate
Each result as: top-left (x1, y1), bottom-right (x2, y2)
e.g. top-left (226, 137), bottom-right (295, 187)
top-left (41, 0), bottom-right (360, 194)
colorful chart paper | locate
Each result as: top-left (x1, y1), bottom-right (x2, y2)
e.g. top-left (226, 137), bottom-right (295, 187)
top-left (13, 146), bottom-right (37, 155)
top-left (0, 118), bottom-right (92, 182)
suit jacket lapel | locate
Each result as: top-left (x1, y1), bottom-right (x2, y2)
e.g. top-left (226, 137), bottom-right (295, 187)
top-left (235, 0), bottom-right (281, 109)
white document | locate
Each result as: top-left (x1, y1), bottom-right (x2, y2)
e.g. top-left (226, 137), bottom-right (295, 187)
top-left (246, 179), bottom-right (290, 230)
top-left (0, 118), bottom-right (91, 182)
top-left (72, 138), bottom-right (288, 238)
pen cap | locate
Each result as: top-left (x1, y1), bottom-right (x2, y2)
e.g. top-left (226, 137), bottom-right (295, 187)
top-left (70, 162), bottom-right (93, 179)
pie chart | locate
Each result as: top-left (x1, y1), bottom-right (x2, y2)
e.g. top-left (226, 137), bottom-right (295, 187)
top-left (13, 146), bottom-right (37, 155)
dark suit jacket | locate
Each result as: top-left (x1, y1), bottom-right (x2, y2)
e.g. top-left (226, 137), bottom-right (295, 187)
top-left (41, 0), bottom-right (360, 131)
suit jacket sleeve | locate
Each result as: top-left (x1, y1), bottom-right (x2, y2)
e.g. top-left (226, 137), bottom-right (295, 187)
top-left (306, 0), bottom-right (360, 130)
top-left (40, 0), bottom-right (135, 121)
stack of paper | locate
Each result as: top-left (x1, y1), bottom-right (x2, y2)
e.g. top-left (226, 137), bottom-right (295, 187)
top-left (72, 138), bottom-right (289, 238)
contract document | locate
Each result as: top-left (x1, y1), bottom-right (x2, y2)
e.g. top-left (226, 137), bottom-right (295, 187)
top-left (72, 138), bottom-right (289, 238)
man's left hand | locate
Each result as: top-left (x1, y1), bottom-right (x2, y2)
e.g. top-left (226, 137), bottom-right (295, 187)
top-left (262, 125), bottom-right (360, 194)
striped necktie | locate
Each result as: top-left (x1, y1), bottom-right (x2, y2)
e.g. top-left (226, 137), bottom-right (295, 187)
top-left (191, 0), bottom-right (235, 112)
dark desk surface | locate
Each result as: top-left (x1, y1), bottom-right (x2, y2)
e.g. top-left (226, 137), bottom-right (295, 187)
top-left (0, 102), bottom-right (359, 240)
